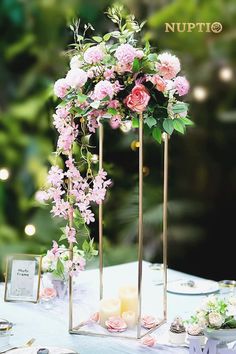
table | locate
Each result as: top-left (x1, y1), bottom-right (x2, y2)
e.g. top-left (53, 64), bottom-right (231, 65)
top-left (0, 262), bottom-right (216, 354)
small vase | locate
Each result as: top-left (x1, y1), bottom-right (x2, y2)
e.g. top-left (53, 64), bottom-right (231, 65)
top-left (51, 279), bottom-right (68, 299)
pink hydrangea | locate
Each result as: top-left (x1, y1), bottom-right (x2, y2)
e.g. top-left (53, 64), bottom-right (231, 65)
top-left (54, 78), bottom-right (69, 98)
top-left (56, 107), bottom-right (69, 119)
top-left (65, 68), bottom-right (87, 89)
top-left (93, 80), bottom-right (114, 100)
top-left (109, 115), bottom-right (121, 129)
top-left (84, 45), bottom-right (104, 64)
top-left (173, 76), bottom-right (190, 96)
top-left (157, 52), bottom-right (181, 79)
top-left (114, 44), bottom-right (137, 64)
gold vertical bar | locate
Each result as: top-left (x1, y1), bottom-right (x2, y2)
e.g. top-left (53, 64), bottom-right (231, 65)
top-left (68, 150), bottom-right (73, 331)
top-left (99, 123), bottom-right (104, 300)
top-left (137, 113), bottom-right (143, 339)
top-left (163, 133), bottom-right (169, 320)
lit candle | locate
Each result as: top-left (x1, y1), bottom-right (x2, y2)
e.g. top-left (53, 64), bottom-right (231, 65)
top-left (122, 311), bottom-right (136, 329)
top-left (99, 298), bottom-right (121, 327)
top-left (119, 285), bottom-right (138, 319)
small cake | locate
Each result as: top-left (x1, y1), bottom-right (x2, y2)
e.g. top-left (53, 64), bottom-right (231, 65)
top-left (169, 317), bottom-right (186, 345)
top-left (187, 324), bottom-right (205, 346)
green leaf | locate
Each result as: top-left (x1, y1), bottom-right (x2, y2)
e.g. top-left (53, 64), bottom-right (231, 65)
top-left (77, 92), bottom-right (87, 104)
top-left (163, 119), bottom-right (174, 135)
top-left (172, 103), bottom-right (188, 113)
top-left (90, 100), bottom-right (100, 109)
top-left (132, 58), bottom-right (140, 73)
top-left (132, 117), bottom-right (139, 128)
top-left (145, 116), bottom-right (156, 128)
top-left (56, 258), bottom-right (64, 277)
top-left (103, 33), bottom-right (111, 41)
top-left (107, 108), bottom-right (118, 115)
top-left (152, 127), bottom-right (162, 144)
top-left (181, 117), bottom-right (194, 126)
top-left (92, 36), bottom-right (103, 43)
top-left (173, 119), bottom-right (185, 134)
top-left (81, 134), bottom-right (91, 145)
top-left (148, 53), bottom-right (158, 62)
top-left (59, 234), bottom-right (67, 242)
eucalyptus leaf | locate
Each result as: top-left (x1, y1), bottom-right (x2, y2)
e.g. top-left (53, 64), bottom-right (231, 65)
top-left (181, 117), bottom-right (194, 126)
top-left (172, 103), bottom-right (188, 113)
top-left (145, 116), bottom-right (156, 128)
top-left (163, 119), bottom-right (174, 135)
top-left (173, 119), bottom-right (185, 134)
top-left (152, 127), bottom-right (162, 144)
top-left (148, 53), bottom-right (158, 62)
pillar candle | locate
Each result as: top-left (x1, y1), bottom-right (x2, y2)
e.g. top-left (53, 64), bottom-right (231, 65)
top-left (119, 285), bottom-right (138, 319)
top-left (122, 311), bottom-right (136, 328)
top-left (99, 298), bottom-right (121, 327)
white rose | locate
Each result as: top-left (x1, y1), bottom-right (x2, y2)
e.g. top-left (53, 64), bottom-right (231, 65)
top-left (208, 312), bottom-right (224, 328)
top-left (196, 311), bottom-right (208, 327)
top-left (188, 324), bottom-right (203, 336)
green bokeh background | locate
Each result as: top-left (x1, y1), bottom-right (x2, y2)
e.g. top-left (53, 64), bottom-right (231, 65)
top-left (0, 0), bottom-right (236, 280)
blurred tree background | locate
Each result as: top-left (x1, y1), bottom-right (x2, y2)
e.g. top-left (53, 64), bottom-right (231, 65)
top-left (0, 0), bottom-right (236, 280)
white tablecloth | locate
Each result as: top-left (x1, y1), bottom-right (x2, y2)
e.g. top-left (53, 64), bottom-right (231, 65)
top-left (0, 262), bottom-right (217, 354)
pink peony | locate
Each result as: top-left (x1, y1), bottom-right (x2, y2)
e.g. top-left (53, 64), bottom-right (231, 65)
top-left (105, 316), bottom-right (128, 332)
top-left (84, 45), bottom-right (104, 64)
top-left (157, 52), bottom-right (181, 79)
top-left (173, 76), bottom-right (190, 96)
top-left (140, 335), bottom-right (156, 347)
top-left (109, 115), bottom-right (121, 129)
top-left (115, 44), bottom-right (137, 64)
top-left (54, 78), bottom-right (69, 98)
top-left (148, 74), bottom-right (167, 92)
top-left (136, 49), bottom-right (144, 59)
top-left (124, 84), bottom-right (150, 113)
top-left (65, 68), bottom-right (87, 89)
top-left (93, 80), bottom-right (114, 100)
top-left (40, 287), bottom-right (57, 300)
top-left (141, 315), bottom-right (159, 329)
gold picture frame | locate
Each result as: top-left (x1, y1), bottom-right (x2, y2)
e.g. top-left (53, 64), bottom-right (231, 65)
top-left (4, 254), bottom-right (42, 303)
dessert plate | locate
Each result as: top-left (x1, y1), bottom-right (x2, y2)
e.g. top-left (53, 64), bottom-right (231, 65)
top-left (167, 279), bottom-right (219, 295)
top-left (3, 347), bottom-right (77, 354)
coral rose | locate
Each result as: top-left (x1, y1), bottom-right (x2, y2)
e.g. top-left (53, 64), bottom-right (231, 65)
top-left (140, 335), bottom-right (156, 347)
top-left (141, 315), bottom-right (159, 329)
top-left (105, 316), bottom-right (128, 332)
top-left (125, 84), bottom-right (150, 113)
top-left (40, 287), bottom-right (57, 299)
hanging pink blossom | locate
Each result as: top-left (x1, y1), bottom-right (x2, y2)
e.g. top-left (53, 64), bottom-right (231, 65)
top-left (65, 225), bottom-right (77, 243)
top-left (81, 209), bottom-right (95, 224)
top-left (47, 166), bottom-right (64, 187)
top-left (109, 115), bottom-right (122, 129)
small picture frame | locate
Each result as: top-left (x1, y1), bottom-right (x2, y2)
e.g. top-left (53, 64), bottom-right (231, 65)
top-left (4, 254), bottom-right (42, 303)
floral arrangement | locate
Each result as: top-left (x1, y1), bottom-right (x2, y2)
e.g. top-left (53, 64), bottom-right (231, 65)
top-left (37, 5), bottom-right (192, 277)
top-left (190, 295), bottom-right (236, 330)
top-left (42, 241), bottom-right (86, 280)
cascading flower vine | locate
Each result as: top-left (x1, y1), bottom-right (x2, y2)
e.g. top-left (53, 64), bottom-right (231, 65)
top-left (37, 5), bottom-right (193, 278)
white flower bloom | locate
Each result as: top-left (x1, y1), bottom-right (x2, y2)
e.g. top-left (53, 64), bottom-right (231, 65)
top-left (70, 55), bottom-right (82, 69)
top-left (208, 312), bottom-right (224, 328)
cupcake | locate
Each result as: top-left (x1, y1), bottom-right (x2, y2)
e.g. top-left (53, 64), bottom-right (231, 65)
top-left (187, 324), bottom-right (205, 346)
top-left (169, 317), bottom-right (186, 345)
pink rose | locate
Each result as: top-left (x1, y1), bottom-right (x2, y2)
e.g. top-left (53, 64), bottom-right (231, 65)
top-left (141, 335), bottom-right (156, 347)
top-left (40, 287), bottom-right (57, 299)
top-left (105, 316), bottom-right (128, 332)
top-left (141, 315), bottom-right (159, 329)
top-left (54, 78), bottom-right (69, 98)
top-left (124, 84), bottom-right (150, 113)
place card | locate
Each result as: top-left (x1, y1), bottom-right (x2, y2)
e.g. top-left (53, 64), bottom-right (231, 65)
top-left (4, 254), bottom-right (42, 303)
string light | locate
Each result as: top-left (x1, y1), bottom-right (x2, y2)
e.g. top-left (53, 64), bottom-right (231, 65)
top-left (0, 168), bottom-right (10, 181)
top-left (130, 140), bottom-right (140, 151)
top-left (219, 67), bottom-right (233, 82)
top-left (192, 86), bottom-right (208, 102)
top-left (24, 224), bottom-right (36, 236)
